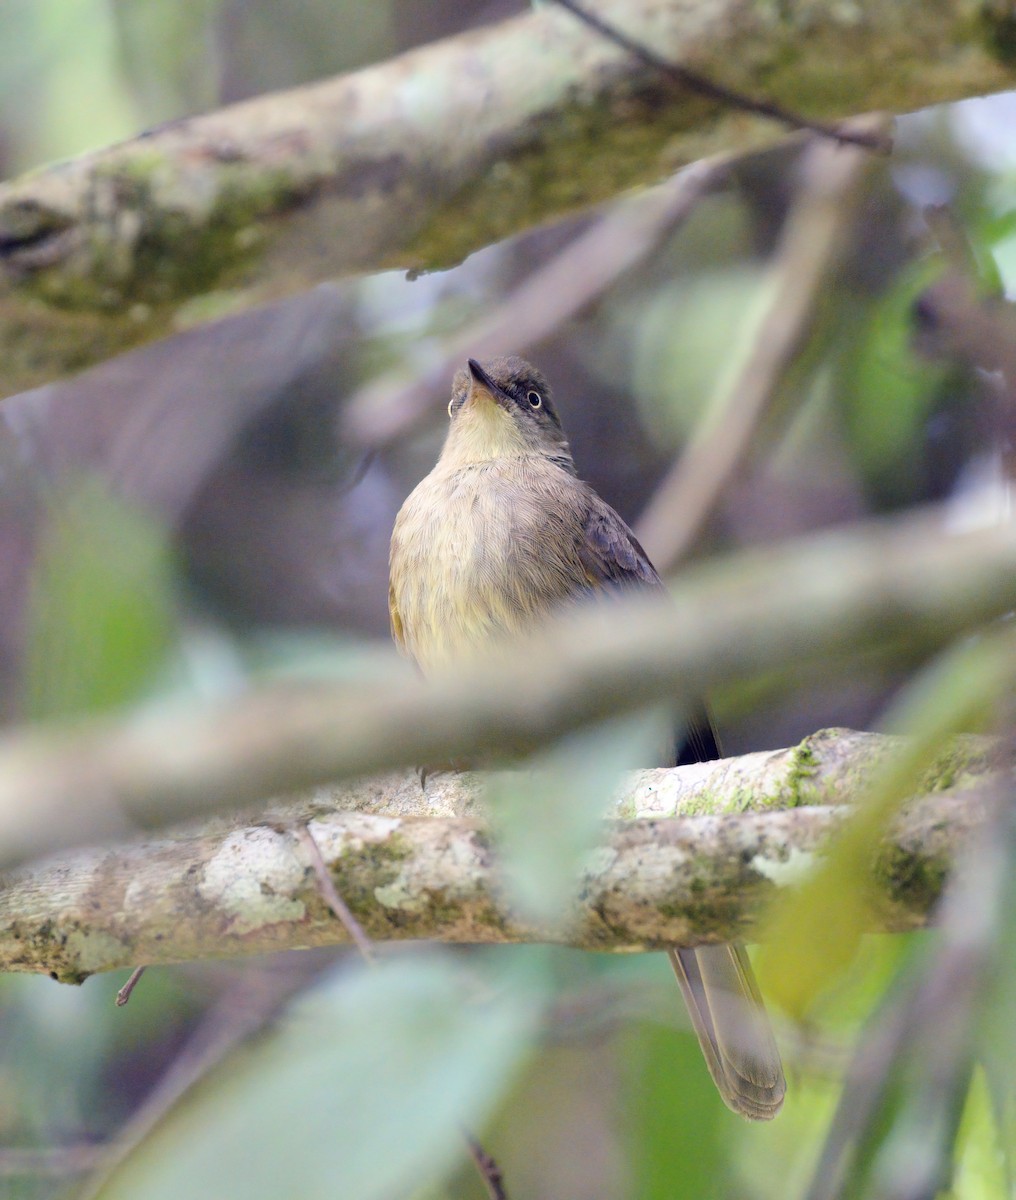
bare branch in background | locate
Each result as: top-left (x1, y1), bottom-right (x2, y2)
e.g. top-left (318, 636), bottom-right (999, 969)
top-left (913, 205), bottom-right (1016, 469)
top-left (462, 1129), bottom-right (509, 1200)
top-left (635, 113), bottom-right (890, 569)
top-left (0, 0), bottom-right (1012, 396)
top-left (0, 731), bottom-right (996, 980)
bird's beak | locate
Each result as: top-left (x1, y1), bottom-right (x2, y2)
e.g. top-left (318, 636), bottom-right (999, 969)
top-left (466, 359), bottom-right (509, 409)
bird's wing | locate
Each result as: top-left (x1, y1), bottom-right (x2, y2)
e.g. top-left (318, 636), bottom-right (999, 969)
top-left (577, 490), bottom-right (721, 760)
top-left (576, 492), bottom-right (664, 592)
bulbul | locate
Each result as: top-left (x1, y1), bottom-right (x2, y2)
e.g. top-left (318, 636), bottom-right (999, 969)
top-left (389, 355), bottom-right (785, 1120)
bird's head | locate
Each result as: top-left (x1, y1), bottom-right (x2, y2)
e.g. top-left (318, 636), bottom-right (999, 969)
top-left (440, 355), bottom-right (575, 470)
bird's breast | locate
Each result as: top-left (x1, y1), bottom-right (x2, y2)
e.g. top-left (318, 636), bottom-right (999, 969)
top-left (389, 458), bottom-right (587, 672)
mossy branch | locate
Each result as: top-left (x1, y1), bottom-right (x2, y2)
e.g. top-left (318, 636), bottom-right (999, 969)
top-left (0, 0), bottom-right (1014, 395)
top-left (0, 505), bottom-right (1013, 868)
top-left (0, 730), bottom-right (994, 982)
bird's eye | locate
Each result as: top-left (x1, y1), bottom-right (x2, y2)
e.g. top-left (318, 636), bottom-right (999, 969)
top-left (527, 390), bottom-right (542, 409)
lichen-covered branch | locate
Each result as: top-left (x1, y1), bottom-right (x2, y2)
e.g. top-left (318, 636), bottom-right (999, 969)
top-left (0, 731), bottom-right (994, 981)
top-left (0, 506), bottom-right (1012, 868)
top-left (0, 0), bottom-right (1014, 395)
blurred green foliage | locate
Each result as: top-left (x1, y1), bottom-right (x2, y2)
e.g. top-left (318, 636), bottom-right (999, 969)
top-left (94, 952), bottom-right (543, 1200)
top-left (3, 4), bottom-right (1016, 1200)
top-left (623, 1020), bottom-right (729, 1199)
top-left (23, 479), bottom-right (177, 720)
top-left (488, 708), bottom-right (670, 925)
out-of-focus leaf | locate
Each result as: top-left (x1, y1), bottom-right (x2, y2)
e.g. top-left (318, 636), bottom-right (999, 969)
top-left (628, 267), bottom-right (771, 445)
top-left (108, 0), bottom-right (222, 122)
top-left (5, 0), bottom-right (139, 169)
top-left (974, 809), bottom-right (1016, 1197)
top-left (838, 258), bottom-right (948, 502)
top-left (951, 1068), bottom-right (1008, 1200)
top-left (760, 629), bottom-right (1010, 1018)
top-left (487, 709), bottom-right (670, 925)
top-left (24, 480), bottom-right (176, 720)
top-left (91, 950), bottom-right (544, 1200)
top-left (624, 1020), bottom-right (730, 1200)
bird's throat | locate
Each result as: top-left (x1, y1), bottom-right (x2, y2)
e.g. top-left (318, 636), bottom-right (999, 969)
top-left (440, 401), bottom-right (529, 467)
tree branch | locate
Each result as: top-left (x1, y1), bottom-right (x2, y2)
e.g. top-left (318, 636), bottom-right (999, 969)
top-left (0, 729), bottom-right (994, 982)
top-left (635, 113), bottom-right (887, 568)
top-left (0, 506), bottom-right (1011, 867)
top-left (0, 0), bottom-right (1013, 396)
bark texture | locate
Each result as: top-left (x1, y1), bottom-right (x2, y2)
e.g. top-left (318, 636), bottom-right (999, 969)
top-left (0, 0), bottom-right (1014, 395)
top-left (0, 506), bottom-right (1011, 867)
top-left (0, 729), bottom-right (995, 981)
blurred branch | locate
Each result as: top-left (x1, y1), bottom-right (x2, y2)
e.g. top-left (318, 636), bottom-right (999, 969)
top-left (0, 506), bottom-right (1013, 865)
top-left (0, 739), bottom-right (997, 981)
top-left (636, 114), bottom-right (889, 569)
top-left (1, 1), bottom-right (1014, 396)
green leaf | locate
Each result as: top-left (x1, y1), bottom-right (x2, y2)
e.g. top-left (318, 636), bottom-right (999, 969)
top-left (23, 480), bottom-right (176, 720)
top-left (838, 257), bottom-right (948, 502)
top-left (487, 710), bottom-right (670, 926)
top-left (760, 630), bottom-right (1010, 1018)
top-left (624, 1019), bottom-right (730, 1200)
top-left (91, 951), bottom-right (543, 1200)
top-left (629, 267), bottom-right (771, 446)
top-left (951, 1068), bottom-right (1008, 1200)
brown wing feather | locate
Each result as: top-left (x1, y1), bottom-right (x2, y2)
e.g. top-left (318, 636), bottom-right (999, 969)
top-left (576, 494), bottom-right (665, 593)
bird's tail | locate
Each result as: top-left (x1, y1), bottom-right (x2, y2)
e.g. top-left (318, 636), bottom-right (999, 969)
top-left (668, 943), bottom-right (786, 1121)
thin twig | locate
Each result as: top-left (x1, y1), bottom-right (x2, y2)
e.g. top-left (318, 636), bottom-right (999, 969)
top-left (462, 1128), bottom-right (509, 1200)
top-left (115, 965), bottom-right (147, 1007)
top-left (636, 114), bottom-right (890, 570)
top-left (551, 0), bottom-right (891, 152)
top-left (294, 824), bottom-right (376, 964)
top-left (343, 155), bottom-right (730, 446)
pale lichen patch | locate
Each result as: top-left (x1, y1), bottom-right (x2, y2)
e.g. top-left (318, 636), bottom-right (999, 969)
top-left (749, 845), bottom-right (817, 888)
top-left (307, 812), bottom-right (401, 856)
top-left (374, 875), bottom-right (426, 913)
top-left (199, 827), bottom-right (306, 933)
top-left (63, 928), bottom-right (130, 975)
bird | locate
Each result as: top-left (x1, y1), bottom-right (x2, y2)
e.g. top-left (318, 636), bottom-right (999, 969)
top-left (388, 354), bottom-right (785, 1120)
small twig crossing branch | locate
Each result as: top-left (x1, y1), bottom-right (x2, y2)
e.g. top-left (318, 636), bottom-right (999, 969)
top-left (293, 824), bottom-right (376, 965)
top-left (552, 0), bottom-right (891, 152)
